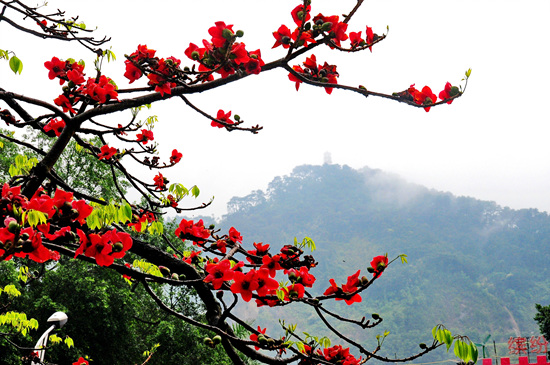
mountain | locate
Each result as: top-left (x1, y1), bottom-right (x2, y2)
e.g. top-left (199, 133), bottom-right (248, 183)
top-left (215, 163), bottom-right (550, 361)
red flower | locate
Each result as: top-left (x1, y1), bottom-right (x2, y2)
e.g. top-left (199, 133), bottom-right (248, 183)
top-left (72, 200), bottom-right (93, 225)
top-left (44, 57), bottom-right (67, 82)
top-left (153, 173), bottom-right (167, 190)
top-left (43, 118), bottom-right (65, 137)
top-left (67, 68), bottom-right (85, 85)
top-left (349, 31), bottom-right (363, 48)
top-left (291, 4), bottom-right (311, 26)
top-left (290, 27), bottom-right (316, 47)
top-left (231, 270), bottom-right (259, 302)
top-left (230, 42), bottom-right (250, 65)
top-left (272, 24), bottom-right (292, 49)
top-left (170, 149), bottom-right (182, 164)
top-left (211, 109), bottom-right (233, 128)
top-left (370, 255), bottom-right (388, 277)
top-left (80, 75), bottom-right (118, 104)
top-left (249, 326), bottom-right (267, 350)
top-left (204, 259), bottom-right (234, 289)
top-left (438, 82), bottom-right (456, 104)
top-left (255, 268), bottom-right (279, 297)
top-left (124, 62), bottom-right (142, 84)
top-left (98, 145), bottom-right (117, 160)
top-left (208, 21), bottom-right (234, 48)
top-left (54, 94), bottom-right (77, 114)
top-left (283, 283), bottom-right (305, 300)
top-left (409, 84), bottom-right (437, 112)
top-left (13, 227), bottom-right (52, 263)
top-left (228, 227), bottom-right (242, 243)
top-left (52, 188), bottom-right (73, 209)
top-left (287, 266), bottom-right (316, 287)
top-left (288, 65), bottom-right (304, 91)
top-left (244, 49), bottom-right (264, 75)
top-left (366, 26), bottom-right (375, 52)
top-left (175, 218), bottom-right (210, 242)
top-left (136, 129), bottom-right (154, 144)
top-left (260, 254), bottom-right (282, 278)
top-left (72, 356), bottom-right (89, 365)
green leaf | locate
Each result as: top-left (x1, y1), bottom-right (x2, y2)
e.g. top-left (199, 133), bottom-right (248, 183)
top-left (465, 68), bottom-right (472, 78)
top-left (470, 343), bottom-right (479, 363)
top-left (65, 336), bottom-right (74, 348)
top-left (9, 56), bottom-right (23, 74)
top-left (191, 185), bottom-right (200, 198)
top-left (399, 254), bottom-right (408, 264)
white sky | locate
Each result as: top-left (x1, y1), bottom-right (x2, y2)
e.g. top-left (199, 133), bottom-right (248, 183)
top-left (1, 0), bottom-right (549, 218)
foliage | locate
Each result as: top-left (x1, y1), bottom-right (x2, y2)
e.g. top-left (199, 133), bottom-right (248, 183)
top-left (0, 1), bottom-right (473, 364)
top-left (534, 304), bottom-right (550, 342)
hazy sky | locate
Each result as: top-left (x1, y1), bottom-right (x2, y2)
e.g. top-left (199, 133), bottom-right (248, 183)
top-left (2, 0), bottom-right (549, 218)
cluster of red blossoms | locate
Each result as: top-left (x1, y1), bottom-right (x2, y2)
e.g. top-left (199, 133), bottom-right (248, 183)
top-left (289, 54), bottom-right (339, 94)
top-left (274, 3), bottom-right (380, 94)
top-left (124, 45), bottom-right (182, 96)
top-left (75, 228), bottom-right (132, 267)
top-left (44, 57), bottom-right (118, 114)
top-left (398, 82), bottom-right (460, 112)
top-left (184, 22), bottom-right (265, 81)
top-left (0, 183), bottom-right (93, 263)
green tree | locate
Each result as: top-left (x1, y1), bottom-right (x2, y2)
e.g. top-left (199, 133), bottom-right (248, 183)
top-left (535, 304), bottom-right (550, 341)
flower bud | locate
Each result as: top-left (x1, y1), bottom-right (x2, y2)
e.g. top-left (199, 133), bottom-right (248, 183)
top-left (419, 343), bottom-right (428, 350)
top-left (171, 273), bottom-right (179, 280)
top-left (158, 266), bottom-right (171, 276)
top-left (222, 28), bottom-right (234, 40)
top-left (258, 335), bottom-right (268, 344)
top-left (191, 51), bottom-right (200, 61)
top-left (361, 276), bottom-right (369, 285)
top-left (288, 272), bottom-right (297, 282)
top-left (297, 11), bottom-right (305, 20)
top-left (321, 22), bottom-right (333, 32)
top-left (216, 290), bottom-right (224, 299)
top-left (20, 233), bottom-right (30, 241)
top-left (7, 220), bottom-right (20, 233)
top-left (281, 36), bottom-right (291, 45)
top-left (450, 86), bottom-right (460, 96)
top-left (112, 242), bottom-right (124, 252)
top-left (213, 335), bottom-right (222, 344)
top-left (371, 313), bottom-right (380, 320)
top-left (236, 30), bottom-right (244, 37)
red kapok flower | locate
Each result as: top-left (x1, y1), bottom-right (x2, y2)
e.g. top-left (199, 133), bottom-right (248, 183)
top-left (72, 356), bottom-right (89, 365)
top-left (370, 255), bottom-right (388, 277)
top-left (43, 118), bottom-right (66, 137)
top-left (54, 94), bottom-right (77, 114)
top-left (228, 227), bottom-right (242, 243)
top-left (283, 283), bottom-right (305, 300)
top-left (249, 326), bottom-right (267, 350)
top-left (136, 129), bottom-right (154, 144)
top-left (124, 62), bottom-right (142, 84)
top-left (98, 145), bottom-right (117, 160)
top-left (366, 26), bottom-right (375, 52)
top-left (288, 65), bottom-right (304, 91)
top-left (211, 109), bottom-right (233, 128)
top-left (231, 270), bottom-right (259, 302)
top-left (291, 4), bottom-right (311, 26)
top-left (170, 149), bottom-right (182, 164)
top-left (153, 173), bottom-right (167, 190)
top-left (261, 254), bottom-right (282, 278)
top-left (209, 21), bottom-right (234, 48)
top-left (410, 84), bottom-right (437, 112)
top-left (272, 24), bottom-right (292, 49)
top-left (349, 31), bottom-right (364, 48)
top-left (255, 268), bottom-right (279, 297)
top-left (204, 259), bottom-right (234, 289)
top-left (44, 57), bottom-right (67, 82)
top-left (438, 82), bottom-right (457, 104)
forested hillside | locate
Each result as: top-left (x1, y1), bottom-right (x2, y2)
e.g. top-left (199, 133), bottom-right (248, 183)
top-left (215, 164), bottom-right (550, 361)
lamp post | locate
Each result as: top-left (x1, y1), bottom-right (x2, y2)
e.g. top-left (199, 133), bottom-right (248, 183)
top-left (31, 311), bottom-right (68, 365)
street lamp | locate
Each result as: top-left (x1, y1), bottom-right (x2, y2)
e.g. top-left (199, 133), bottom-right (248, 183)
top-left (31, 311), bottom-right (68, 365)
